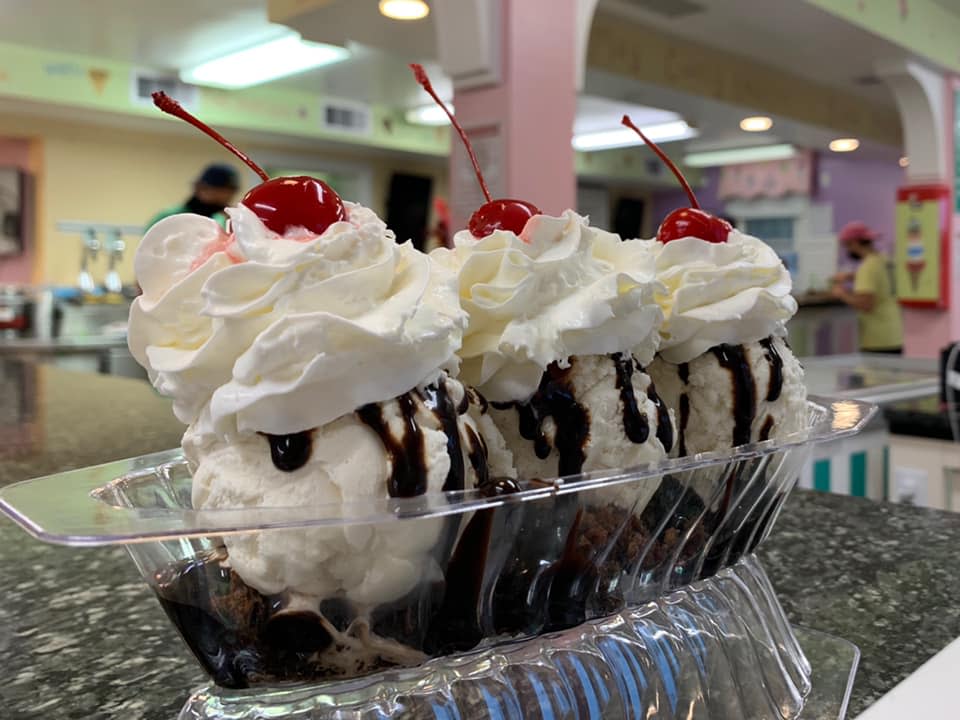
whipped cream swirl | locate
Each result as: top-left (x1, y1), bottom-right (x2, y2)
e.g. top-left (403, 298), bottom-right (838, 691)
top-left (650, 230), bottom-right (797, 364)
top-left (128, 202), bottom-right (465, 437)
top-left (431, 211), bottom-right (662, 403)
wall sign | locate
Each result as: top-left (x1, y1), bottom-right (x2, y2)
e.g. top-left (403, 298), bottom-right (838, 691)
top-left (895, 183), bottom-right (951, 309)
top-left (718, 151), bottom-right (813, 200)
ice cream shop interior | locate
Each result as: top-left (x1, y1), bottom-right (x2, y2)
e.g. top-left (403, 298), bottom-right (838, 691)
top-left (1, 1), bottom-right (960, 718)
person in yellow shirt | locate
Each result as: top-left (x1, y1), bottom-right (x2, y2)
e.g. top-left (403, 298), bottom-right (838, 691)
top-left (831, 221), bottom-right (903, 354)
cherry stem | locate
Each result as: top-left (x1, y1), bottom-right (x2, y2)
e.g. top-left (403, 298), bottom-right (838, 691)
top-left (410, 64), bottom-right (491, 204)
top-left (152, 92), bottom-right (269, 183)
top-left (621, 114), bottom-right (699, 210)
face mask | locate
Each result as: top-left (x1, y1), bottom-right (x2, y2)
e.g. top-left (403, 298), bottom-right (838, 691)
top-left (185, 196), bottom-right (226, 218)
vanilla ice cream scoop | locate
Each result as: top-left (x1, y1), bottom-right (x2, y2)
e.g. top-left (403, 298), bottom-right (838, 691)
top-left (184, 370), bottom-right (505, 605)
top-left (642, 230), bottom-right (807, 454)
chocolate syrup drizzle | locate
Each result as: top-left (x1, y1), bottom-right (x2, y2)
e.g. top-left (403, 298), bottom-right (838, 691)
top-left (759, 415), bottom-right (775, 441)
top-left (356, 394), bottom-right (426, 497)
top-left (759, 337), bottom-right (784, 402)
top-left (611, 352), bottom-right (649, 444)
top-left (711, 344), bottom-right (757, 448)
top-left (647, 381), bottom-right (674, 453)
top-left (355, 378), bottom-right (471, 498)
top-left (419, 380), bottom-right (466, 492)
top-left (677, 362), bottom-right (690, 457)
top-left (262, 431), bottom-right (313, 472)
top-left (493, 362), bottom-right (589, 477)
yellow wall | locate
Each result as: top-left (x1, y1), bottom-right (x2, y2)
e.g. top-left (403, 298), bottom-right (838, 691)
top-left (0, 113), bottom-right (448, 286)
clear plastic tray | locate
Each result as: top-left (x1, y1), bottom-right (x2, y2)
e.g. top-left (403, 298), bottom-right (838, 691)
top-left (0, 396), bottom-right (872, 545)
top-left (0, 395), bottom-right (874, 712)
top-left (178, 555), bottom-right (859, 720)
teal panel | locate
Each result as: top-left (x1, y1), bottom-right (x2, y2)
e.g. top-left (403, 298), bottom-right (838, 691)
top-left (814, 458), bottom-right (831, 493)
top-left (850, 452), bottom-right (867, 497)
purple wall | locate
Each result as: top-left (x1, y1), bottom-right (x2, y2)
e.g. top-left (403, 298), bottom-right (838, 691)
top-left (648, 155), bottom-right (905, 254)
top-left (815, 153), bottom-right (905, 256)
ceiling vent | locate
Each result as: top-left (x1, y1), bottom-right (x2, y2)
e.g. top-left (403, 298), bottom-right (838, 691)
top-left (320, 100), bottom-right (372, 136)
top-left (131, 72), bottom-right (197, 107)
top-left (615, 0), bottom-right (705, 19)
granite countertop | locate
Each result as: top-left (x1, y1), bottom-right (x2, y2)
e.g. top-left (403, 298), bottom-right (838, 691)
top-left (2, 359), bottom-right (960, 719)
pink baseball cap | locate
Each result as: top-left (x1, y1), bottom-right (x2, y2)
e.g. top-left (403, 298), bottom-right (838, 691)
top-left (838, 221), bottom-right (879, 244)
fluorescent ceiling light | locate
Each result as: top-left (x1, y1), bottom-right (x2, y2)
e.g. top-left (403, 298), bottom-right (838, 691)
top-left (379, 0), bottom-right (430, 20)
top-left (572, 121), bottom-right (697, 151)
top-left (406, 103), bottom-right (454, 126)
top-left (829, 138), bottom-right (860, 152)
top-left (740, 116), bottom-right (773, 132)
top-left (181, 33), bottom-right (349, 89)
top-left (683, 144), bottom-right (797, 168)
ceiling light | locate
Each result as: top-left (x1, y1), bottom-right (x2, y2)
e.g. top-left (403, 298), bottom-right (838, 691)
top-left (683, 144), bottom-right (797, 168)
top-left (829, 138), bottom-right (860, 153)
top-left (181, 33), bottom-right (349, 89)
top-left (406, 103), bottom-right (454, 126)
top-left (899, 156), bottom-right (910, 167)
top-left (740, 116), bottom-right (773, 132)
top-left (572, 121), bottom-right (697, 151)
top-left (379, 0), bottom-right (430, 20)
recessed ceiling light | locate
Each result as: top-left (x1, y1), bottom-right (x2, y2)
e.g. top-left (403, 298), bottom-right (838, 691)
top-left (406, 103), bottom-right (454, 126)
top-left (379, 0), bottom-right (430, 20)
top-left (899, 156), bottom-right (910, 167)
top-left (740, 116), bottom-right (773, 132)
top-left (572, 121), bottom-right (697, 151)
top-left (181, 33), bottom-right (349, 89)
top-left (683, 144), bottom-right (797, 168)
top-left (829, 138), bottom-right (860, 153)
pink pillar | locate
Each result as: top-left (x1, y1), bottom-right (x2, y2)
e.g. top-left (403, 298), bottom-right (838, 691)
top-left (900, 76), bottom-right (959, 356)
top-left (447, 0), bottom-right (577, 231)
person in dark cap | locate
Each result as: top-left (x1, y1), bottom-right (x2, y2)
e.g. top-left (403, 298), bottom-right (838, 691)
top-left (146, 163), bottom-right (240, 230)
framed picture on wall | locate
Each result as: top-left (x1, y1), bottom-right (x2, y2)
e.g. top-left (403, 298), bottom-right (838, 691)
top-left (0, 167), bottom-right (24, 257)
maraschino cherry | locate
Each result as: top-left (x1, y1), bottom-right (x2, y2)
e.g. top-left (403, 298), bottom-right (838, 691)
top-left (409, 64), bottom-right (540, 238)
top-left (152, 92), bottom-right (346, 236)
top-left (621, 115), bottom-right (730, 244)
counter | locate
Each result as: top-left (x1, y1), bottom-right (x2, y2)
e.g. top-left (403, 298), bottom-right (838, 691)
top-left (1, 360), bottom-right (958, 718)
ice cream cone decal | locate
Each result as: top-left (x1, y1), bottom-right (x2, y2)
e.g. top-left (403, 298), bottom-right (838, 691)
top-left (905, 217), bottom-right (925, 292)
top-left (88, 68), bottom-right (109, 95)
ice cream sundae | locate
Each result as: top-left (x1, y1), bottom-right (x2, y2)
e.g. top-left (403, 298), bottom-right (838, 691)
top-left (413, 66), bottom-right (673, 484)
top-left (620, 117), bottom-right (806, 457)
top-left (128, 93), bottom-right (513, 686)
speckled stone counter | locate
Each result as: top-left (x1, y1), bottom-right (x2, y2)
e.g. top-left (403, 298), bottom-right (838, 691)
top-left (1, 359), bottom-right (959, 718)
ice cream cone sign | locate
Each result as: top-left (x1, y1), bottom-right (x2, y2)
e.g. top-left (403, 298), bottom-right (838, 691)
top-left (905, 218), bottom-right (925, 291)
top-left (88, 68), bottom-right (109, 95)
top-left (895, 184), bottom-right (950, 309)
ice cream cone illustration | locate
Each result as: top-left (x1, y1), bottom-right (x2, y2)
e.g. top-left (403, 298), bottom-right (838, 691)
top-left (906, 217), bottom-right (925, 292)
top-left (88, 68), bottom-right (109, 95)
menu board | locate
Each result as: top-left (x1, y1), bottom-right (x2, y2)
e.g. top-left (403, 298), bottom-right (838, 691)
top-left (895, 184), bottom-right (951, 309)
